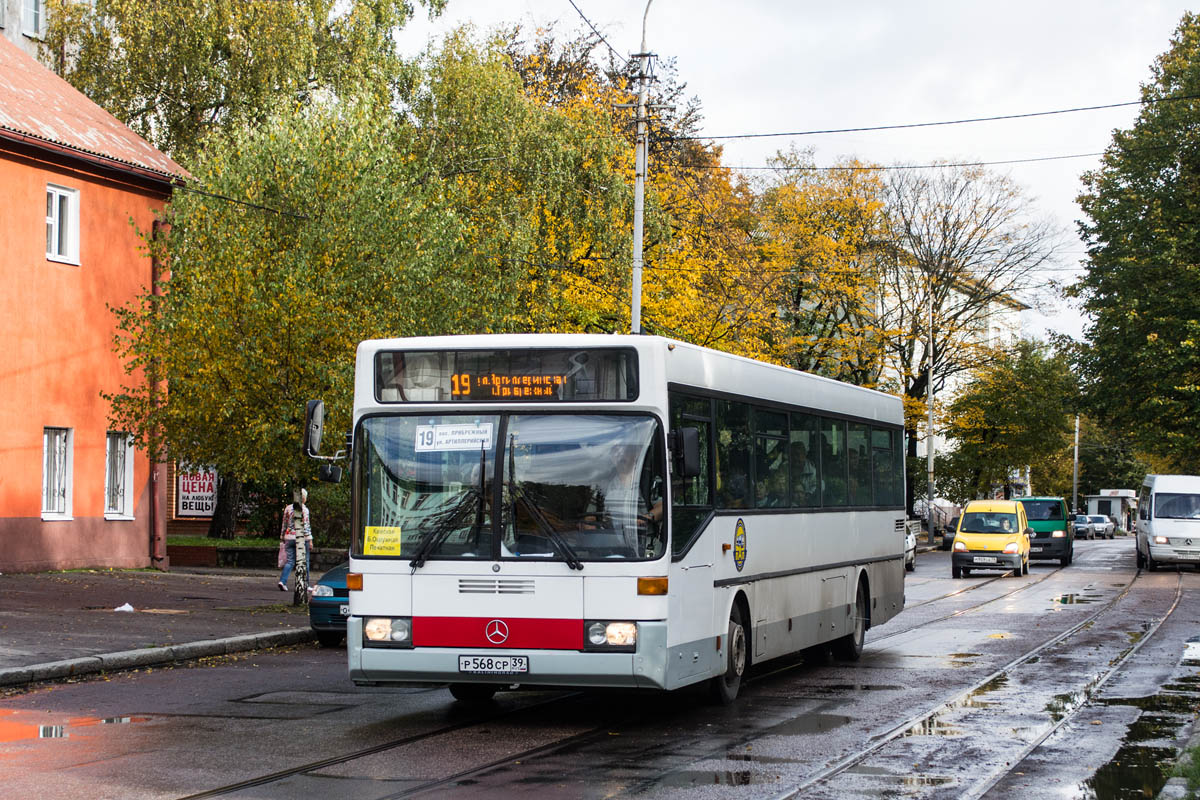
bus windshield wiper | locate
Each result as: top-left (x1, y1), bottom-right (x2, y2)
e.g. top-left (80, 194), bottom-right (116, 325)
top-left (412, 446), bottom-right (490, 570)
top-left (511, 485), bottom-right (584, 570)
top-left (507, 435), bottom-right (583, 570)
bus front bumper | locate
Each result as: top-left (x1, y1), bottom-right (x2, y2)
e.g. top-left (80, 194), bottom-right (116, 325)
top-left (348, 620), bottom-right (672, 690)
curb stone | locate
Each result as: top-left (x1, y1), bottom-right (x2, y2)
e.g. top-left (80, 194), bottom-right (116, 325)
top-left (0, 628), bottom-right (314, 688)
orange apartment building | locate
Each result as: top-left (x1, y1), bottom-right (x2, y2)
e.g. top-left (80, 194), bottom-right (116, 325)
top-left (0, 36), bottom-right (185, 571)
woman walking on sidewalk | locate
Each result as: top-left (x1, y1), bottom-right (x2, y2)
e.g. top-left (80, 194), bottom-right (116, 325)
top-left (278, 488), bottom-right (312, 595)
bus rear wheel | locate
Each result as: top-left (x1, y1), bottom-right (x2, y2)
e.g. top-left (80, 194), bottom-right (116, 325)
top-left (709, 603), bottom-right (747, 705)
top-left (449, 683), bottom-right (498, 704)
top-left (832, 582), bottom-right (867, 661)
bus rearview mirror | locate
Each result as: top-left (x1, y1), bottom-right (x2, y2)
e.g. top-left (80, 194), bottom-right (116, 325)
top-left (304, 399), bottom-right (324, 457)
top-left (674, 427), bottom-right (701, 478)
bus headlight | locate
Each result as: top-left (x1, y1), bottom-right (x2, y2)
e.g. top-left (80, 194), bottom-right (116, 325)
top-left (1051, 530), bottom-right (1066, 538)
top-left (584, 620), bottom-right (637, 652)
top-left (1154, 535), bottom-right (1169, 544)
top-left (363, 617), bottom-right (412, 648)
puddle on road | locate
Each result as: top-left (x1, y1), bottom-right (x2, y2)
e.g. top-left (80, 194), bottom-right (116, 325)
top-left (0, 710), bottom-right (148, 742)
top-left (1054, 593), bottom-right (1102, 605)
top-left (902, 675), bottom-right (1007, 738)
top-left (1080, 660), bottom-right (1200, 799)
top-left (657, 769), bottom-right (774, 787)
top-left (846, 765), bottom-right (954, 787)
top-left (725, 752), bottom-right (802, 765)
top-left (769, 713), bottom-right (852, 736)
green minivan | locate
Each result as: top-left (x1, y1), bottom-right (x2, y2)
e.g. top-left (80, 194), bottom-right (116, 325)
top-left (1017, 496), bottom-right (1074, 566)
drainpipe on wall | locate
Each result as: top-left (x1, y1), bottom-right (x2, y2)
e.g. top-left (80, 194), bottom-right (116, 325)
top-left (148, 218), bottom-right (168, 570)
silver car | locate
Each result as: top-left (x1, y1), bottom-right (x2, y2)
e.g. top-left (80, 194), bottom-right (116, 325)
top-left (1088, 514), bottom-right (1115, 539)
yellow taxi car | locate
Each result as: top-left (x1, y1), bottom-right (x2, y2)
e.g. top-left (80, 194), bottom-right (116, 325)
top-left (951, 499), bottom-right (1032, 579)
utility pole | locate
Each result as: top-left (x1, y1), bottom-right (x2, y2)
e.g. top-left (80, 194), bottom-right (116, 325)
top-left (926, 276), bottom-right (936, 544)
top-left (1072, 414), bottom-right (1080, 513)
top-left (629, 0), bottom-right (654, 334)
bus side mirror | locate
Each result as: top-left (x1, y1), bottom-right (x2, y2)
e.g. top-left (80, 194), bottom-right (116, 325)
top-left (304, 399), bottom-right (324, 457)
top-left (672, 427), bottom-right (701, 478)
top-left (318, 463), bottom-right (343, 483)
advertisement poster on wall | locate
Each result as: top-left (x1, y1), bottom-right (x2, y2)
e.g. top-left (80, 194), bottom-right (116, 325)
top-left (177, 464), bottom-right (218, 517)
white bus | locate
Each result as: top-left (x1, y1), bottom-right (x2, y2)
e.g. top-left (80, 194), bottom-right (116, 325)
top-left (304, 334), bottom-right (907, 703)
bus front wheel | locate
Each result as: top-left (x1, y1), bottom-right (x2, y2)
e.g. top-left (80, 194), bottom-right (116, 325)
top-left (709, 603), bottom-right (747, 705)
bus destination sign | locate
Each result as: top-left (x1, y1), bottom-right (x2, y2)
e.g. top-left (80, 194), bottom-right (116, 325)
top-left (375, 348), bottom-right (638, 403)
top-left (452, 372), bottom-right (564, 399)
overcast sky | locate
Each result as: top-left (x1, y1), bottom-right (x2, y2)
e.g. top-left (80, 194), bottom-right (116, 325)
top-left (396, 1), bottom-right (1196, 340)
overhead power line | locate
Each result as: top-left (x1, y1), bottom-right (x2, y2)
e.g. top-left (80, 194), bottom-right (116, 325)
top-left (565, 0), bottom-right (629, 69)
top-left (673, 93), bottom-right (1200, 143)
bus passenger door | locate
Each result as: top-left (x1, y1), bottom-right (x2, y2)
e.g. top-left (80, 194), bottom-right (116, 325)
top-left (668, 534), bottom-right (714, 685)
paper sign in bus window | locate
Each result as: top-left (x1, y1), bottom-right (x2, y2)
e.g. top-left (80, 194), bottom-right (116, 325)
top-left (414, 423), bottom-right (494, 452)
top-left (364, 526), bottom-right (405, 556)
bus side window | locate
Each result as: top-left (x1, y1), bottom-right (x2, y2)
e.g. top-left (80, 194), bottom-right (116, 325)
top-left (848, 423), bottom-right (871, 506)
top-left (821, 418), bottom-right (848, 507)
top-left (669, 393), bottom-right (714, 556)
top-left (871, 427), bottom-right (895, 507)
top-left (716, 400), bottom-right (753, 509)
top-left (753, 407), bottom-right (789, 508)
top-left (790, 412), bottom-right (820, 507)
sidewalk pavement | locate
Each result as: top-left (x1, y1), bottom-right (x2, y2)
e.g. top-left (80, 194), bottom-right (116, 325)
top-left (0, 566), bottom-right (317, 688)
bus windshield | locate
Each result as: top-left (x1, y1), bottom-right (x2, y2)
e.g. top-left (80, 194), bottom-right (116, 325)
top-left (1155, 493), bottom-right (1200, 519)
top-left (355, 413), bottom-right (666, 562)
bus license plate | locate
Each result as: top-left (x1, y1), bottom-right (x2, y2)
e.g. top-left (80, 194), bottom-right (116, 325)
top-left (459, 655), bottom-right (529, 675)
top-left (973, 556), bottom-right (997, 564)
top-left (1030, 546), bottom-right (1043, 553)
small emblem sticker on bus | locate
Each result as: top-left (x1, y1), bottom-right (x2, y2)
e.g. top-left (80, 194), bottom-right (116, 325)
top-left (733, 519), bottom-right (747, 572)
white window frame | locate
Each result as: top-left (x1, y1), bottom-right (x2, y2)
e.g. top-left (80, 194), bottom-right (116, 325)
top-left (23, 0), bottom-right (43, 38)
top-left (46, 184), bottom-right (80, 265)
top-left (42, 427), bottom-right (73, 520)
top-left (104, 431), bottom-right (135, 520)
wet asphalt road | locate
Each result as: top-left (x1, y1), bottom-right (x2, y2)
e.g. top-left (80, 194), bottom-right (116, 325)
top-left (1, 537), bottom-right (1198, 800)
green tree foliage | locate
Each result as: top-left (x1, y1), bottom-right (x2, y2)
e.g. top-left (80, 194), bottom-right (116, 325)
top-left (943, 341), bottom-right (1074, 499)
top-left (754, 148), bottom-right (888, 384)
top-left (1076, 12), bottom-right (1200, 471)
top-left (42, 0), bottom-right (444, 163)
top-left (1076, 419), bottom-right (1152, 498)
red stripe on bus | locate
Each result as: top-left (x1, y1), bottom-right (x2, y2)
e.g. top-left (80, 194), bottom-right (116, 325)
top-left (413, 617), bottom-right (583, 649)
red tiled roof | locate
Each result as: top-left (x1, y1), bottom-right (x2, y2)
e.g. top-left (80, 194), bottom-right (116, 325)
top-left (0, 36), bottom-right (185, 179)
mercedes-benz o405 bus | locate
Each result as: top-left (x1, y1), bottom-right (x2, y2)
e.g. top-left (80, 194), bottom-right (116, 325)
top-left (304, 334), bottom-right (907, 703)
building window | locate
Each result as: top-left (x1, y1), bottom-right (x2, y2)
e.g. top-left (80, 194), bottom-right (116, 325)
top-left (23, 0), bottom-right (43, 37)
top-left (42, 427), bottom-right (72, 519)
top-left (105, 432), bottom-right (135, 519)
top-left (46, 184), bottom-right (79, 263)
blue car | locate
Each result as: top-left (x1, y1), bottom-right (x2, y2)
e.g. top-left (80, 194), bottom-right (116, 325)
top-left (308, 561), bottom-right (349, 647)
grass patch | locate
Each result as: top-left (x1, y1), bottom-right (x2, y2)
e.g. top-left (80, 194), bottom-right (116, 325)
top-left (167, 535), bottom-right (277, 548)
top-left (1172, 741), bottom-right (1200, 796)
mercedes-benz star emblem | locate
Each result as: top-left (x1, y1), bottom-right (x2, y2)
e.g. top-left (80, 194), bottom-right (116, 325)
top-left (485, 619), bottom-right (509, 644)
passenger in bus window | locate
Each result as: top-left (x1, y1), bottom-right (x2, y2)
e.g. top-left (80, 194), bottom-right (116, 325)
top-left (793, 440), bottom-right (819, 505)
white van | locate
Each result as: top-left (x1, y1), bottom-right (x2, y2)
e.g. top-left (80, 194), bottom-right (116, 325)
top-left (1136, 475), bottom-right (1200, 570)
